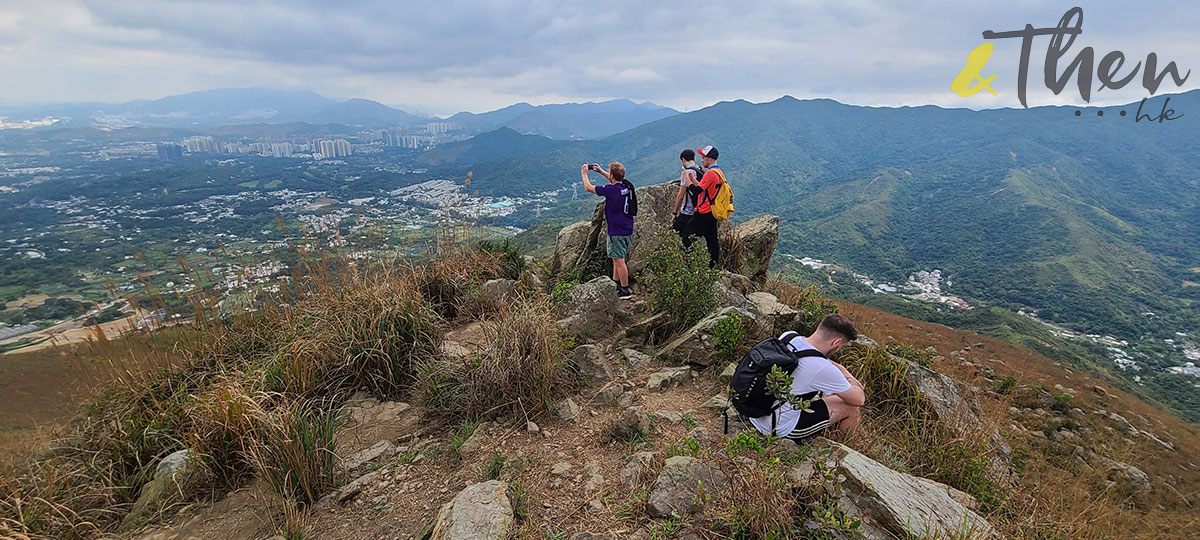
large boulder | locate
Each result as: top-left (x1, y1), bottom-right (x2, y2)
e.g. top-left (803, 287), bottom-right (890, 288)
top-left (646, 456), bottom-right (728, 518)
top-left (554, 182), bottom-right (679, 277)
top-left (721, 215), bottom-right (780, 281)
top-left (556, 276), bottom-right (619, 338)
top-left (120, 449), bottom-right (195, 530)
top-left (828, 442), bottom-right (997, 539)
top-left (428, 480), bottom-right (514, 540)
top-left (550, 220), bottom-right (593, 275)
top-left (659, 306), bottom-right (757, 366)
top-left (747, 291), bottom-right (800, 332)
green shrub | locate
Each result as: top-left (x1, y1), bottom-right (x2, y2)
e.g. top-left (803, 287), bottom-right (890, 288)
top-left (714, 311), bottom-right (748, 362)
top-left (646, 228), bottom-right (718, 329)
top-left (994, 375), bottom-right (1017, 395)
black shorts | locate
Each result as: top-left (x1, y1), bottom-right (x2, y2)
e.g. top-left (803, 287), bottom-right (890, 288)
top-left (783, 397), bottom-right (832, 442)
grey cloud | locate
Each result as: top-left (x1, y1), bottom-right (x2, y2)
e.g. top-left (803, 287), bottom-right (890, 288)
top-left (3, 1), bottom-right (1196, 110)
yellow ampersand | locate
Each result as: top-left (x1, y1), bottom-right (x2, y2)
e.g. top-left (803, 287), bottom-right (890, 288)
top-left (951, 43), bottom-right (998, 97)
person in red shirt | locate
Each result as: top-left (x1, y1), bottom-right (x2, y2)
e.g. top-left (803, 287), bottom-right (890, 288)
top-left (682, 145), bottom-right (722, 268)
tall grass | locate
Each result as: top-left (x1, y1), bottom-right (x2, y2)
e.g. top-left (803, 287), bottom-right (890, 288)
top-left (417, 296), bottom-right (571, 420)
top-left (0, 234), bottom-right (513, 538)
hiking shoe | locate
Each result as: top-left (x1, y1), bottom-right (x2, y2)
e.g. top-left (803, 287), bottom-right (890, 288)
top-left (617, 286), bottom-right (634, 299)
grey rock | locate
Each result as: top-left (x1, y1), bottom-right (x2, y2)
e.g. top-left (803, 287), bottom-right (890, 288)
top-left (573, 344), bottom-right (621, 383)
top-left (481, 278), bottom-right (519, 306)
top-left (556, 276), bottom-right (620, 338)
top-left (550, 462), bottom-right (572, 476)
top-left (712, 281), bottom-right (755, 313)
top-left (612, 406), bottom-right (652, 440)
top-left (619, 451), bottom-right (658, 489)
top-left (554, 398), bottom-right (582, 423)
top-left (829, 442), bottom-right (997, 539)
top-left (550, 221), bottom-right (593, 275)
top-left (595, 383), bottom-right (625, 404)
top-left (646, 366), bottom-right (692, 392)
top-left (730, 215), bottom-right (780, 282)
top-left (526, 421), bottom-right (539, 433)
top-left (120, 449), bottom-right (194, 530)
top-left (717, 271), bottom-right (752, 295)
top-left (659, 306), bottom-right (758, 366)
top-left (719, 363), bottom-right (736, 383)
top-left (429, 480), bottom-right (514, 540)
top-left (646, 456), bottom-right (728, 518)
top-left (622, 348), bottom-right (654, 371)
top-left (458, 422), bottom-right (491, 455)
top-left (342, 440), bottom-right (397, 474)
top-left (335, 468), bottom-right (386, 503)
top-left (704, 393), bottom-right (731, 411)
top-left (583, 460), bottom-right (605, 493)
top-left (747, 291), bottom-right (800, 330)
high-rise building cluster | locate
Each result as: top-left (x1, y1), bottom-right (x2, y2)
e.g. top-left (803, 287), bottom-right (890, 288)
top-left (156, 143), bottom-right (183, 161)
top-left (182, 136), bottom-right (219, 153)
top-left (314, 138), bottom-right (352, 159)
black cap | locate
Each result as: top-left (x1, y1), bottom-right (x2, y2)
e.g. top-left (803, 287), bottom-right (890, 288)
top-left (696, 145), bottom-right (718, 160)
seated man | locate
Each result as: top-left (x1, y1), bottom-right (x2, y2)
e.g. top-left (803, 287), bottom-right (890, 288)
top-left (749, 314), bottom-right (866, 442)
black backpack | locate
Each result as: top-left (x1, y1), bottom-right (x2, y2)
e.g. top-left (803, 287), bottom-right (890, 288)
top-left (729, 331), bottom-right (827, 434)
top-left (684, 166), bottom-right (705, 208)
top-left (620, 179), bottom-right (638, 217)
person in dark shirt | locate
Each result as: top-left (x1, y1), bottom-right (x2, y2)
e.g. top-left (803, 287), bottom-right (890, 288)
top-left (683, 145), bottom-right (723, 268)
top-left (582, 162), bottom-right (635, 298)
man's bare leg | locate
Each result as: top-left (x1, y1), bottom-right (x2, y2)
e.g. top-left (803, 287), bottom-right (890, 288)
top-left (822, 395), bottom-right (861, 434)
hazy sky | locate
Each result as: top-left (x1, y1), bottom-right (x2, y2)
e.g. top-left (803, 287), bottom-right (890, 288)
top-left (1, 1), bottom-right (1195, 114)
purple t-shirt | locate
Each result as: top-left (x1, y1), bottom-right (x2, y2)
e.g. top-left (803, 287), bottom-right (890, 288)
top-left (595, 183), bottom-right (635, 237)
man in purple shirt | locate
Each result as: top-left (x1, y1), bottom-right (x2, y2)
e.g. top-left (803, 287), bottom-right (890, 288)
top-left (581, 161), bottom-right (635, 299)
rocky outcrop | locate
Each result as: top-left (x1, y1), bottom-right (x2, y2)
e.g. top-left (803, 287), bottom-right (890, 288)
top-left (829, 442), bottom-right (997, 539)
top-left (746, 291), bottom-right (800, 332)
top-left (428, 480), bottom-right (514, 540)
top-left (894, 353), bottom-right (1012, 480)
top-left (727, 215), bottom-right (780, 281)
top-left (551, 182), bottom-right (683, 276)
top-left (550, 221), bottom-right (593, 275)
top-left (646, 456), bottom-right (727, 518)
top-left (659, 306), bottom-right (757, 366)
top-left (556, 276), bottom-right (619, 338)
top-left (120, 449), bottom-right (195, 530)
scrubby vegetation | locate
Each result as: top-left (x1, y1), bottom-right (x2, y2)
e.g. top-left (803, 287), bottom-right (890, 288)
top-left (646, 228), bottom-right (719, 330)
top-left (0, 236), bottom-right (544, 538)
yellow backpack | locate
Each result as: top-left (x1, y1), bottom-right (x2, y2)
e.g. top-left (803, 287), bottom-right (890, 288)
top-left (710, 168), bottom-right (734, 220)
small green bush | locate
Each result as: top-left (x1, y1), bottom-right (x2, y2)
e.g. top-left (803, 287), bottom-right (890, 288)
top-left (646, 228), bottom-right (718, 330)
top-left (714, 311), bottom-right (748, 362)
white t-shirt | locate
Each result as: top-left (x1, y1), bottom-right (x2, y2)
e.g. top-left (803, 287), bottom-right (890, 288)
top-left (749, 335), bottom-right (851, 436)
top-left (679, 167), bottom-right (699, 215)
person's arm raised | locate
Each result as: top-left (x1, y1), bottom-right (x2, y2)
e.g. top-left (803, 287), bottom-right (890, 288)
top-left (581, 164), bottom-right (597, 194)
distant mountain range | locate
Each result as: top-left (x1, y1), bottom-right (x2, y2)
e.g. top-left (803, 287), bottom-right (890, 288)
top-left (446, 99), bottom-right (678, 139)
top-left (0, 88), bottom-right (678, 139)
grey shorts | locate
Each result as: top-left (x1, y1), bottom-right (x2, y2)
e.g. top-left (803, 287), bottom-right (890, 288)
top-left (607, 234), bottom-right (632, 259)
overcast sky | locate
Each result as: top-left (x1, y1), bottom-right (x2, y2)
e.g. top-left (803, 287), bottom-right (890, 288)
top-left (0, 1), bottom-right (1195, 115)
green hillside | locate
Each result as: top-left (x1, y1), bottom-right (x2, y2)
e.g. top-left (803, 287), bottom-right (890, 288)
top-left (428, 91), bottom-right (1200, 419)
